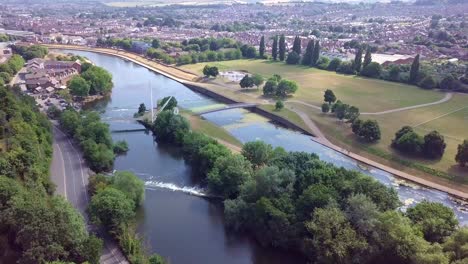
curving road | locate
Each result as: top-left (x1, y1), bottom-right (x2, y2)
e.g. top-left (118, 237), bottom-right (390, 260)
top-left (50, 124), bottom-right (129, 264)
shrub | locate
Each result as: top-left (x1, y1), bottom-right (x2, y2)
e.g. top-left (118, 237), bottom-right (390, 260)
top-left (275, 100), bottom-right (284, 111)
top-left (418, 76), bottom-right (437, 89)
top-left (360, 62), bottom-right (382, 78)
top-left (321, 103), bottom-right (330, 113)
top-left (286, 51), bottom-right (301, 65)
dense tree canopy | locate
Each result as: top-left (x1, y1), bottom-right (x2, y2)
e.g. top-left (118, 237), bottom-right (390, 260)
top-left (0, 85), bottom-right (101, 264)
top-left (407, 200), bottom-right (458, 243)
top-left (81, 65), bottom-right (113, 95)
top-left (324, 89), bottom-right (337, 104)
top-left (68, 75), bottom-right (90, 97)
top-left (202, 65), bottom-right (219, 77)
top-left (147, 102), bottom-right (465, 263)
top-left (153, 110), bottom-right (190, 144)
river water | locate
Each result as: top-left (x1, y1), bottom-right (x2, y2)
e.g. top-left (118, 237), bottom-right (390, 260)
top-left (56, 50), bottom-right (468, 264)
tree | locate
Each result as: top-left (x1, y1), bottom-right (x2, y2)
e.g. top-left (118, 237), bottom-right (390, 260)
top-left (207, 154), bottom-right (253, 198)
top-left (335, 103), bottom-right (349, 120)
top-left (354, 48), bottom-right (363, 72)
top-left (152, 38), bottom-right (160, 48)
top-left (440, 75), bottom-right (456, 90)
top-left (392, 130), bottom-right (424, 155)
top-left (389, 65), bottom-right (401, 81)
top-left (302, 40), bottom-right (314, 65)
top-left (423, 131), bottom-right (446, 159)
top-left (263, 78), bottom-right (277, 96)
top-left (331, 100), bottom-right (342, 113)
top-left (356, 120), bottom-right (381, 142)
top-left (345, 106), bottom-right (360, 122)
top-left (407, 200), bottom-right (458, 243)
top-left (336, 61), bottom-right (355, 74)
top-left (443, 227), bottom-right (468, 261)
top-left (112, 171), bottom-right (145, 208)
top-left (311, 40), bottom-right (320, 66)
top-left (202, 65), bottom-right (219, 77)
top-left (0, 72), bottom-right (11, 84)
top-left (297, 185), bottom-right (338, 219)
top-left (376, 211), bottom-right (432, 263)
top-left (419, 76), bottom-right (436, 89)
top-left (327, 58), bottom-right (342, 71)
top-left (241, 141), bottom-right (274, 168)
top-left (81, 66), bottom-right (113, 95)
top-left (286, 51), bottom-right (300, 65)
top-left (80, 235), bottom-right (103, 264)
top-left (239, 74), bottom-right (255, 89)
top-left (292, 36), bottom-right (301, 55)
top-left (68, 76), bottom-right (90, 97)
top-left (316, 56), bottom-right (330, 70)
top-left (157, 96), bottom-right (178, 111)
top-left (409, 54), bottom-right (420, 84)
top-left (324, 89), bottom-right (336, 104)
top-left (321, 103), bottom-right (330, 113)
top-left (305, 206), bottom-right (368, 263)
top-left (259, 36), bottom-right (265, 58)
top-left (244, 46), bottom-right (257, 58)
top-left (455, 140), bottom-right (468, 167)
top-left (272, 36), bottom-right (278, 60)
top-left (252, 74), bottom-right (264, 87)
top-left (363, 48), bottom-right (372, 68)
top-left (278, 34), bottom-right (286, 61)
top-left (276, 79), bottom-right (298, 97)
top-left (88, 187), bottom-right (135, 229)
top-left (275, 100), bottom-right (284, 111)
top-left (360, 62), bottom-right (382, 78)
top-left (153, 110), bottom-right (190, 144)
top-left (138, 103), bottom-right (146, 115)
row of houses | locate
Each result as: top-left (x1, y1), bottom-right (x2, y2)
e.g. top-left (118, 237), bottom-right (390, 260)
top-left (24, 58), bottom-right (81, 93)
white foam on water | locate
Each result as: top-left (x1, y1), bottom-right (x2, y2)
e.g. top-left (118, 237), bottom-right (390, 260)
top-left (145, 181), bottom-right (210, 197)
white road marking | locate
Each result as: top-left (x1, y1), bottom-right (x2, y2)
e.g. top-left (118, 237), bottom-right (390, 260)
top-left (55, 142), bottom-right (68, 199)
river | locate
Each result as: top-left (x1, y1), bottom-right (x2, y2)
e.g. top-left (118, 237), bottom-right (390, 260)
top-left (56, 49), bottom-right (468, 264)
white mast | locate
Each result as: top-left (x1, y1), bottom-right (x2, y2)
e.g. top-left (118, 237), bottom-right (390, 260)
top-left (150, 81), bottom-right (154, 122)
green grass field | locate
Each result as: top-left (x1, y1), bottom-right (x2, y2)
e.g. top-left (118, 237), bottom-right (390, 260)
top-left (182, 60), bottom-right (446, 113)
top-left (288, 93), bottom-right (468, 178)
top-left (182, 59), bottom-right (468, 179)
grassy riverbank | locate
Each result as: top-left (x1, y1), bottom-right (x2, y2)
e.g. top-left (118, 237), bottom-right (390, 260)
top-left (182, 60), bottom-right (468, 182)
top-left (181, 110), bottom-right (242, 150)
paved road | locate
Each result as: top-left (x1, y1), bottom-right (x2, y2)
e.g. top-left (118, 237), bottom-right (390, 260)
top-left (50, 125), bottom-right (129, 264)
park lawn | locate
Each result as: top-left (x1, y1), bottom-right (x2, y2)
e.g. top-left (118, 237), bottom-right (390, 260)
top-left (181, 111), bottom-right (242, 148)
top-left (287, 93), bottom-right (468, 181)
top-left (182, 60), bottom-right (446, 113)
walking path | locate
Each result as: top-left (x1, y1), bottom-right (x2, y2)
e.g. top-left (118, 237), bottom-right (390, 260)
top-left (288, 92), bottom-right (453, 115)
top-left (44, 44), bottom-right (468, 199)
top-left (286, 106), bottom-right (468, 199)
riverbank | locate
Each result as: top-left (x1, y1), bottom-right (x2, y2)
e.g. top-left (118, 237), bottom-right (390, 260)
top-left (44, 44), bottom-right (468, 200)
